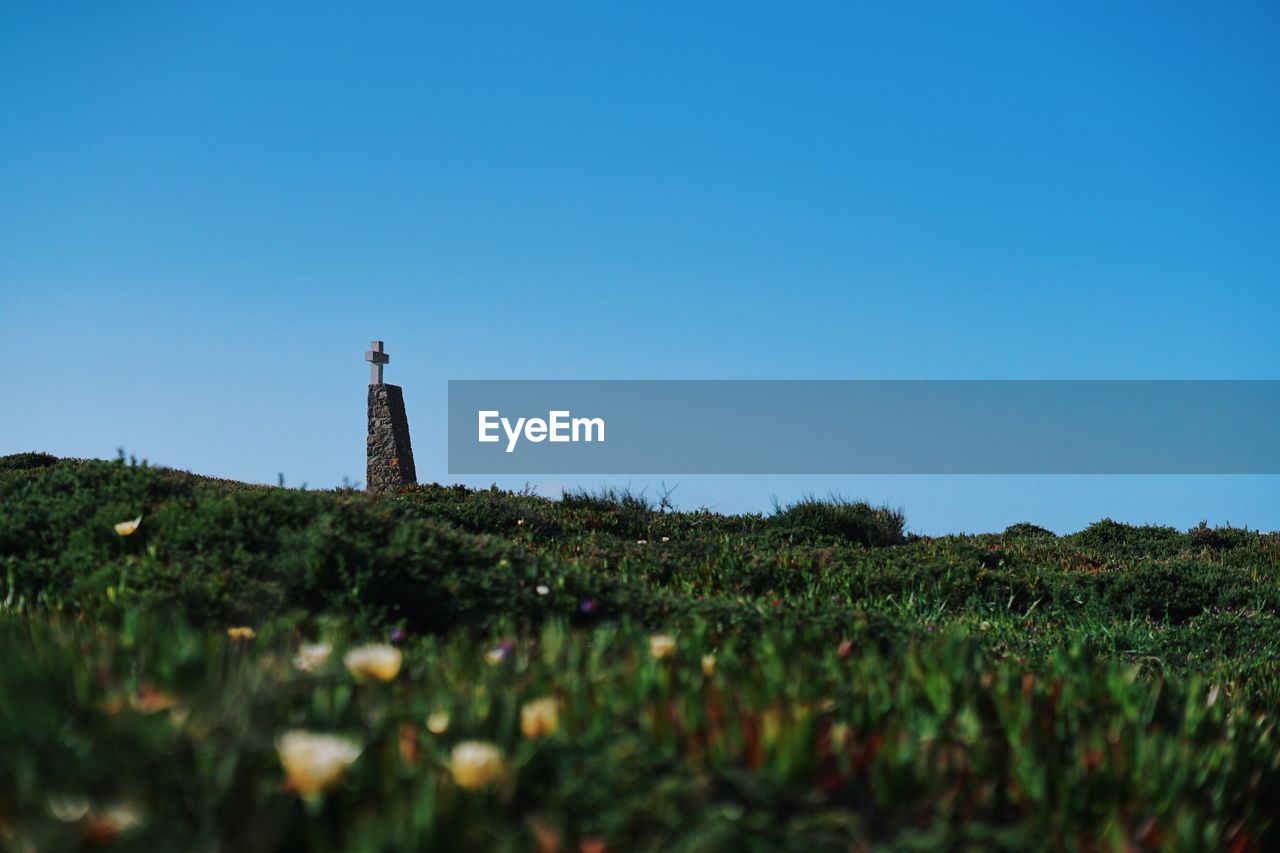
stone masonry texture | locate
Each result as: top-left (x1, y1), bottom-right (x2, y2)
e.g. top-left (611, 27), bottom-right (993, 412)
top-left (367, 384), bottom-right (417, 494)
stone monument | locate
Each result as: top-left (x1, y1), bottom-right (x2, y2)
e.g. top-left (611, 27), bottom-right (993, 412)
top-left (365, 340), bottom-right (417, 493)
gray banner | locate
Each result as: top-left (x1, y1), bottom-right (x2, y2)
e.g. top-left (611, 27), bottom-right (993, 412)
top-left (447, 380), bottom-right (1280, 474)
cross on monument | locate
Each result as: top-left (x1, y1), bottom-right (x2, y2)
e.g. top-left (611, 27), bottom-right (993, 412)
top-left (365, 340), bottom-right (390, 385)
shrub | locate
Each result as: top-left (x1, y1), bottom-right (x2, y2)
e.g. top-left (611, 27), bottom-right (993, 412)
top-left (1003, 522), bottom-right (1056, 539)
top-left (1067, 518), bottom-right (1187, 559)
top-left (769, 494), bottom-right (906, 547)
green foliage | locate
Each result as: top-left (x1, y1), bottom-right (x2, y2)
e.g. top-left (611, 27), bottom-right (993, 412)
top-left (1002, 522), bottom-right (1056, 539)
top-left (1067, 518), bottom-right (1188, 559)
top-left (2, 454), bottom-right (1280, 849)
top-left (769, 494), bottom-right (907, 546)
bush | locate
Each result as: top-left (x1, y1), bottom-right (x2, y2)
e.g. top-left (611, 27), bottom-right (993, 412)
top-left (1067, 518), bottom-right (1187, 559)
top-left (1003, 522), bottom-right (1056, 539)
top-left (769, 494), bottom-right (906, 546)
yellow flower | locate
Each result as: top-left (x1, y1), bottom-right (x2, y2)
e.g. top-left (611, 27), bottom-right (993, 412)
top-left (113, 515), bottom-right (142, 536)
top-left (701, 654), bottom-right (716, 677)
top-left (520, 697), bottom-right (559, 738)
top-left (449, 741), bottom-right (503, 789)
top-left (276, 731), bottom-right (361, 797)
top-left (649, 634), bottom-right (676, 660)
top-left (426, 710), bottom-right (450, 734)
top-left (227, 626), bottom-right (256, 640)
top-left (343, 644), bottom-right (403, 681)
top-left (292, 642), bottom-right (333, 672)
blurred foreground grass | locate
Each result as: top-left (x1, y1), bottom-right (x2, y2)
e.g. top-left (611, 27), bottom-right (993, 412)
top-left (2, 453), bottom-right (1280, 850)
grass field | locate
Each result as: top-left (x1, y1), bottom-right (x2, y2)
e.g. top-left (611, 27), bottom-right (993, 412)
top-left (2, 452), bottom-right (1279, 850)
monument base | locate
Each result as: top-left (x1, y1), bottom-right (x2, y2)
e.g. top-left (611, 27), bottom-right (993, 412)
top-left (367, 383), bottom-right (417, 494)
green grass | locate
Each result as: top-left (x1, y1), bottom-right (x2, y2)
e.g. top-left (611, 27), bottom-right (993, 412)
top-left (2, 453), bottom-right (1279, 850)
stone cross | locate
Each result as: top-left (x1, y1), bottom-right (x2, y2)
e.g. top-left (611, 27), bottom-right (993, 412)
top-left (365, 337), bottom-right (416, 493)
top-left (365, 340), bottom-right (390, 385)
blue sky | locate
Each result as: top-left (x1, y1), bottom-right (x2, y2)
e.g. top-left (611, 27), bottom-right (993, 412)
top-left (2, 2), bottom-right (1277, 533)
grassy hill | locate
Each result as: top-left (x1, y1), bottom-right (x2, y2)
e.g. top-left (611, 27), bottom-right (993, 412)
top-left (2, 452), bottom-right (1279, 850)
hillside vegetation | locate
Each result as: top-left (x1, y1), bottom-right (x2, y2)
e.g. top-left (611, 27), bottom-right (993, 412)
top-left (2, 453), bottom-right (1279, 850)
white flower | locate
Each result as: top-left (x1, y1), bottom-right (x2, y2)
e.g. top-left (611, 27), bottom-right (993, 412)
top-left (426, 710), bottom-right (450, 734)
top-left (114, 515), bottom-right (142, 536)
top-left (535, 584), bottom-right (550, 596)
top-left (649, 634), bottom-right (677, 660)
top-left (276, 731), bottom-right (361, 797)
top-left (47, 794), bottom-right (90, 822)
top-left (293, 642), bottom-right (333, 672)
top-left (343, 644), bottom-right (403, 681)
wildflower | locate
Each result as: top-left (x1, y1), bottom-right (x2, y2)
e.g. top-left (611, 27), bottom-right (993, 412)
top-left (449, 741), bottom-right (503, 789)
top-left (344, 644), bottom-right (403, 681)
top-left (649, 634), bottom-right (676, 660)
top-left (661, 536), bottom-right (670, 542)
top-left (113, 515), bottom-right (142, 536)
top-left (701, 654), bottom-right (716, 677)
top-left (389, 626), bottom-right (408, 644)
top-left (226, 626), bottom-right (256, 640)
top-left (520, 697), bottom-right (559, 738)
top-left (426, 710), bottom-right (450, 734)
top-left (579, 599), bottom-right (597, 614)
top-left (81, 802), bottom-right (143, 844)
top-left (130, 683), bottom-right (176, 713)
top-left (636, 539), bottom-right (648, 545)
top-left (47, 794), bottom-right (90, 822)
top-left (517, 519), bottom-right (525, 526)
top-left (535, 584), bottom-right (550, 596)
top-left (979, 620), bottom-right (992, 632)
top-left (276, 731), bottom-right (361, 797)
top-left (292, 642), bottom-right (333, 672)
top-left (485, 639), bottom-right (516, 665)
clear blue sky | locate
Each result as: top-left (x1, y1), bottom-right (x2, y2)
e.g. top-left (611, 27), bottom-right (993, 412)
top-left (2, 2), bottom-right (1277, 533)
